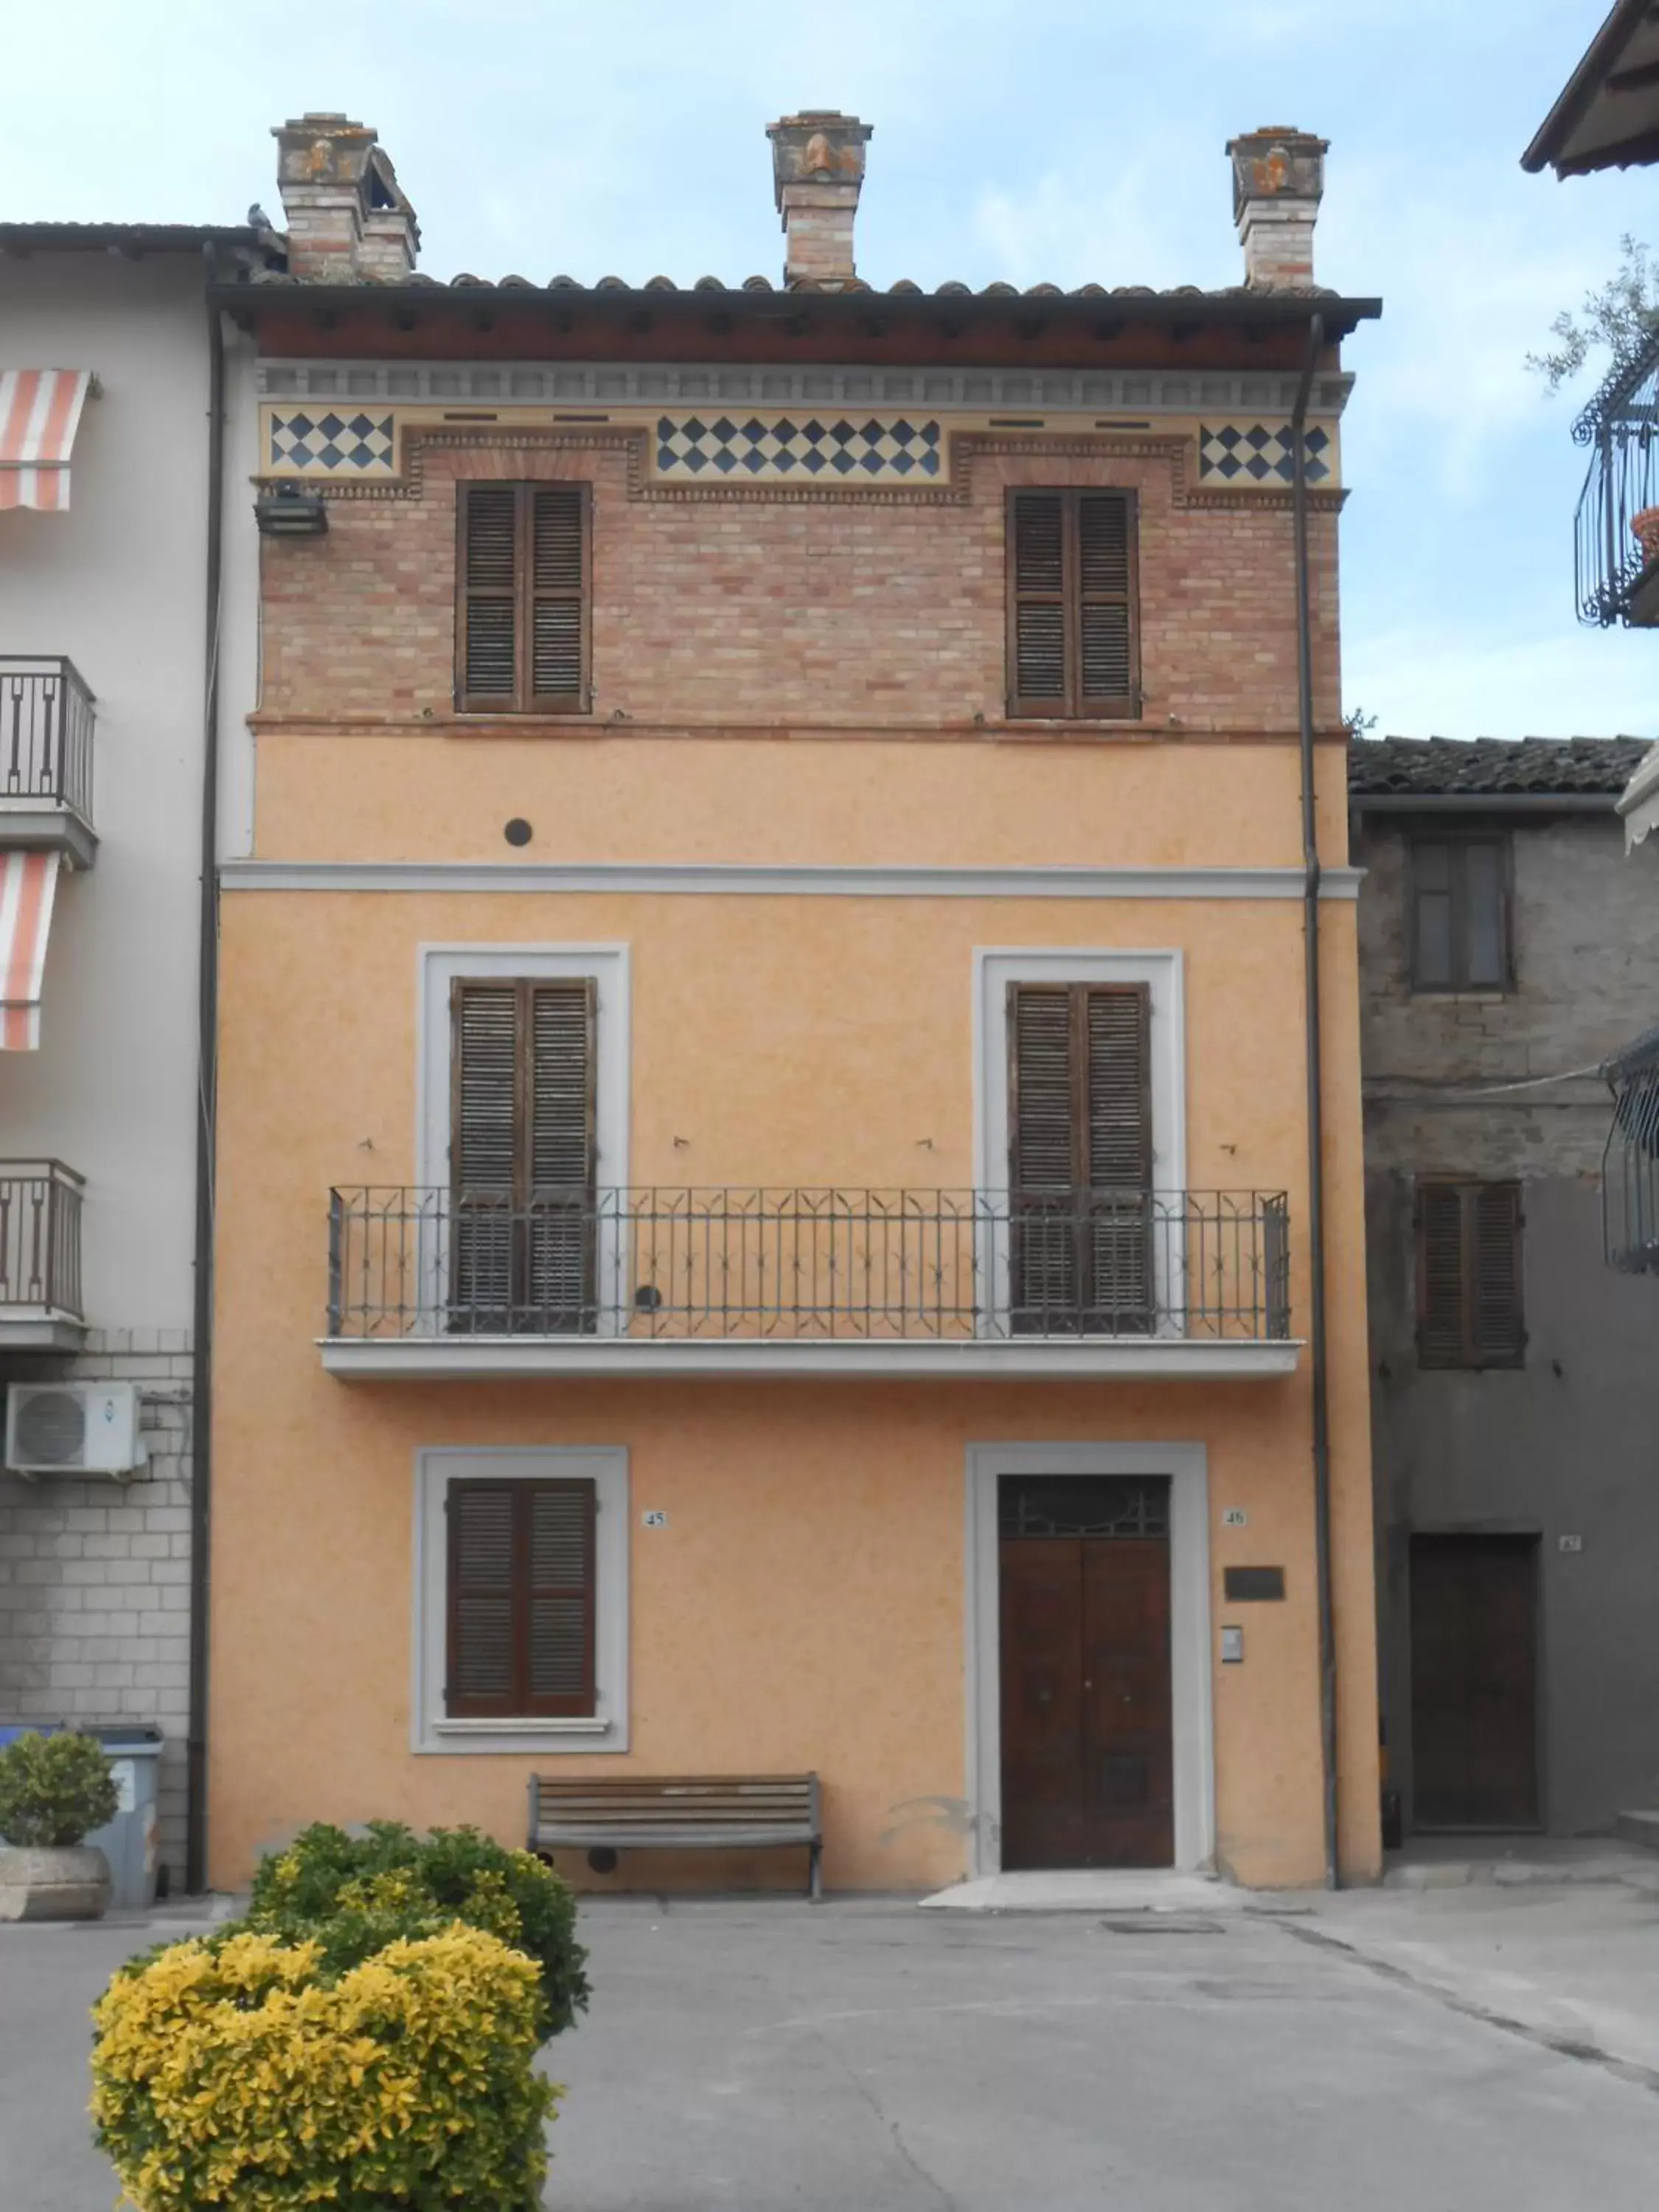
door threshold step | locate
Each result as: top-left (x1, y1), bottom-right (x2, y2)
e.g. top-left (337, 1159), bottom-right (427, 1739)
top-left (919, 1870), bottom-right (1242, 1913)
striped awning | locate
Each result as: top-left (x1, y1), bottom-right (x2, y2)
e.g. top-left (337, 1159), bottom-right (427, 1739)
top-left (0, 371), bottom-right (94, 512)
top-left (0, 852), bottom-right (60, 1048)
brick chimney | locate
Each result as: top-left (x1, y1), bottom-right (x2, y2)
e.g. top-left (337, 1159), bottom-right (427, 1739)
top-left (1226, 127), bottom-right (1327, 291)
top-left (766, 111), bottom-right (873, 288)
top-left (273, 113), bottom-right (420, 281)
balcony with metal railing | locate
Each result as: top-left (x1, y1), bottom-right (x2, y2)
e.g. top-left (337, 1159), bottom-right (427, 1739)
top-left (1604, 1026), bottom-right (1659, 1276)
top-left (0, 658), bottom-right (97, 867)
top-left (1573, 327), bottom-right (1659, 628)
top-left (321, 1186), bottom-right (1298, 1379)
top-left (0, 1161), bottom-right (87, 1351)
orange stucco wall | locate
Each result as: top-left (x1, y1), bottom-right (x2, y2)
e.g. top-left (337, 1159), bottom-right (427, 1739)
top-left (209, 874), bottom-right (1380, 1891)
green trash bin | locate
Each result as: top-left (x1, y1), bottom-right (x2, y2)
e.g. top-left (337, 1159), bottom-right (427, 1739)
top-left (82, 1725), bottom-right (164, 1910)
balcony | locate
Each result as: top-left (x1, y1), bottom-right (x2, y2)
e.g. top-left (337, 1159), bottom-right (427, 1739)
top-left (0, 1162), bottom-right (86, 1351)
top-left (1573, 330), bottom-right (1659, 628)
top-left (1604, 1026), bottom-right (1659, 1276)
top-left (321, 1186), bottom-right (1298, 1380)
top-left (0, 658), bottom-right (96, 867)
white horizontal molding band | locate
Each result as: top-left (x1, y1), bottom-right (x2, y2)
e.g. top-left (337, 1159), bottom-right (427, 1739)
top-left (321, 1338), bottom-right (1304, 1381)
top-left (225, 860), bottom-right (1362, 902)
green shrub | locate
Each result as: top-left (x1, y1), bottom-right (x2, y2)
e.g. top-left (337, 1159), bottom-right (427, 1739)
top-left (0, 1729), bottom-right (118, 1848)
top-left (91, 1923), bottom-right (557, 2212)
top-left (239, 1820), bottom-right (588, 2042)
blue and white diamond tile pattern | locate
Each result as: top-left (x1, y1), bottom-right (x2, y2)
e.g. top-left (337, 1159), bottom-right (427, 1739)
top-left (655, 413), bottom-right (944, 482)
top-left (1198, 423), bottom-right (1334, 485)
top-left (268, 409), bottom-right (397, 473)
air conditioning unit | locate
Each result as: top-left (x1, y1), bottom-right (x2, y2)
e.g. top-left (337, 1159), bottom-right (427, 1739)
top-left (5, 1382), bottom-right (147, 1477)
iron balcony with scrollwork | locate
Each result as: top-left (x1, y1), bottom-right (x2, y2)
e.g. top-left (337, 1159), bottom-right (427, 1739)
top-left (1604, 1026), bottom-right (1659, 1276)
top-left (321, 1186), bottom-right (1298, 1380)
top-left (1573, 325), bottom-right (1659, 627)
top-left (0, 658), bottom-right (97, 867)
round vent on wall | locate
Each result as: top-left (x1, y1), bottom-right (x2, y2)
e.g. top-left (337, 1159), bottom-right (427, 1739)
top-left (13, 1388), bottom-right (86, 1467)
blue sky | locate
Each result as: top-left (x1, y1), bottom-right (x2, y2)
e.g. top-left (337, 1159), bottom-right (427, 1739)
top-left (4, 0), bottom-right (1655, 738)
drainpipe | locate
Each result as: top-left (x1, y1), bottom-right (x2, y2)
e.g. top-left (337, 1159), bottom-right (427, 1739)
top-left (186, 264), bottom-right (226, 1896)
top-left (1291, 311), bottom-right (1340, 1891)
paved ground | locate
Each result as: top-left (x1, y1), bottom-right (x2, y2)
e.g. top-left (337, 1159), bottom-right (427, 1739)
top-left (7, 1882), bottom-right (1659, 2210)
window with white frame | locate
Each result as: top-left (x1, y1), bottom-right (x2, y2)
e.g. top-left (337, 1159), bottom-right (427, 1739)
top-left (412, 1446), bottom-right (629, 1754)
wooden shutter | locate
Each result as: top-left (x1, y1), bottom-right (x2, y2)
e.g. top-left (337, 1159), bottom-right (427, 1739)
top-left (450, 978), bottom-right (597, 1332)
top-left (1471, 1184), bottom-right (1525, 1365)
top-left (445, 1478), bottom-right (596, 1719)
top-left (1006, 489), bottom-right (1138, 719)
top-left (1008, 981), bottom-right (1152, 1330)
top-left (1417, 1181), bottom-right (1524, 1368)
top-left (456, 482), bottom-right (591, 714)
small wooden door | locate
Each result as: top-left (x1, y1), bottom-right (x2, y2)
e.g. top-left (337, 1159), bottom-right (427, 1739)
top-left (1410, 1534), bottom-right (1540, 1829)
top-left (998, 1476), bottom-right (1174, 1868)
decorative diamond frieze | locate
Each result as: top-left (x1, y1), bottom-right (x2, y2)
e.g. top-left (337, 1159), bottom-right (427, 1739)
top-left (653, 413), bottom-right (944, 482)
top-left (1197, 422), bottom-right (1333, 485)
top-left (268, 410), bottom-right (397, 473)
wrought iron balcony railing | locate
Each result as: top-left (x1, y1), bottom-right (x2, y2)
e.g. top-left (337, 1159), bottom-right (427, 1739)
top-left (0, 658), bottom-right (95, 825)
top-left (1573, 325), bottom-right (1659, 626)
top-left (0, 1161), bottom-right (85, 1321)
top-left (1604, 1027), bottom-right (1659, 1275)
top-left (327, 1186), bottom-right (1292, 1344)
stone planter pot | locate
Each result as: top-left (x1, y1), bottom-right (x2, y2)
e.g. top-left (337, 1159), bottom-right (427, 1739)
top-left (1632, 506), bottom-right (1659, 566)
top-left (0, 1843), bottom-right (111, 1921)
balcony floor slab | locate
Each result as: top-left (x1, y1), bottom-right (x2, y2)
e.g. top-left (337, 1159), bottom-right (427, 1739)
top-left (319, 1336), bottom-right (1304, 1382)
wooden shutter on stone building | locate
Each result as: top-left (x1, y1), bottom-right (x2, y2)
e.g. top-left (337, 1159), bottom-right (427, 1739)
top-left (1006, 489), bottom-right (1138, 719)
top-left (456, 482), bottom-right (591, 713)
top-left (1417, 1180), bottom-right (1525, 1368)
top-left (445, 1478), bottom-right (597, 1718)
top-left (450, 978), bottom-right (597, 1330)
top-left (1008, 981), bottom-right (1153, 1329)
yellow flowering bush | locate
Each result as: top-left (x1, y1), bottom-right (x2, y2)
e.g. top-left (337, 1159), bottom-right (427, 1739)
top-left (91, 1924), bottom-right (558, 2211)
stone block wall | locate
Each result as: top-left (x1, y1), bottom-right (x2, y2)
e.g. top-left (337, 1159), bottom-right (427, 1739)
top-left (0, 1329), bottom-right (194, 1890)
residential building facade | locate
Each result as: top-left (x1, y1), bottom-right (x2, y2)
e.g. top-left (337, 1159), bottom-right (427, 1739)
top-left (1354, 737), bottom-right (1659, 1838)
top-left (207, 112), bottom-right (1383, 1891)
top-left (0, 224), bottom-right (269, 1888)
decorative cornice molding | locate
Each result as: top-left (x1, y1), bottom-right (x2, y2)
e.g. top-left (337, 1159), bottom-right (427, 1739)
top-left (257, 357), bottom-right (1357, 419)
top-left (222, 858), bottom-right (1364, 900)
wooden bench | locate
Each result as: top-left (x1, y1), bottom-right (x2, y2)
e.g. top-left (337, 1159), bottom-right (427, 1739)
top-left (528, 1773), bottom-right (823, 1899)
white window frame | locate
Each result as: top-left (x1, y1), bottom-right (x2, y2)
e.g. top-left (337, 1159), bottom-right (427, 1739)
top-left (412, 1444), bottom-right (630, 1755)
top-left (964, 1441), bottom-right (1215, 1873)
top-left (973, 949), bottom-right (1187, 1335)
top-left (414, 944), bottom-right (630, 1335)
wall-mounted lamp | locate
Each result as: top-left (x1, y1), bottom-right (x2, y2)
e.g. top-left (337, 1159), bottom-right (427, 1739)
top-left (254, 489), bottom-right (328, 538)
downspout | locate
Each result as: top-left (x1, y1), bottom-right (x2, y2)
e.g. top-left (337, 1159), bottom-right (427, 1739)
top-left (1291, 311), bottom-right (1340, 1891)
top-left (186, 263), bottom-right (226, 1896)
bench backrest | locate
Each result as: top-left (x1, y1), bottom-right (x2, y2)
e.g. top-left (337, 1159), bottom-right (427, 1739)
top-left (531, 1772), bottom-right (819, 1834)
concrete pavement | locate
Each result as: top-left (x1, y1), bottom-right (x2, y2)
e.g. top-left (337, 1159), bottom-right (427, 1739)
top-left (5, 1888), bottom-right (1659, 2209)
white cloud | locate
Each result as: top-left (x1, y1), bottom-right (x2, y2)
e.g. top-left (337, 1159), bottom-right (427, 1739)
top-left (1346, 619), bottom-right (1659, 742)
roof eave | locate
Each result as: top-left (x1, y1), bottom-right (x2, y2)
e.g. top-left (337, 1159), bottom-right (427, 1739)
top-left (209, 279), bottom-right (1382, 341)
top-left (1521, 0), bottom-right (1655, 173)
top-left (1349, 791), bottom-right (1623, 815)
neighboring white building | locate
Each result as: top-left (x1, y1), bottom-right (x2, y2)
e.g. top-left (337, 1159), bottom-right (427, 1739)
top-left (0, 223), bottom-right (268, 1889)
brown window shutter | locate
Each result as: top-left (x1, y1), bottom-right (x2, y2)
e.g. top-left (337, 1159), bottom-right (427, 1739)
top-left (1009, 981), bottom-right (1152, 1329)
top-left (1416, 1181), bottom-right (1524, 1368)
top-left (456, 481), bottom-right (591, 714)
top-left (526, 981), bottom-right (597, 1325)
top-left (1416, 1183), bottom-right (1467, 1366)
top-left (450, 978), bottom-right (597, 1331)
top-left (1007, 493), bottom-right (1068, 714)
top-left (446, 1481), bottom-right (518, 1716)
top-left (1471, 1183), bottom-right (1525, 1365)
top-left (457, 486), bottom-right (521, 709)
top-left (1006, 489), bottom-right (1138, 720)
top-left (1077, 495), bottom-right (1135, 706)
top-left (445, 1478), bottom-right (596, 1719)
top-left (528, 487), bottom-right (589, 707)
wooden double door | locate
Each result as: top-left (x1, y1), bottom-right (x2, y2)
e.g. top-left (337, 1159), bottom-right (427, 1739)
top-left (998, 1475), bottom-right (1174, 1868)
